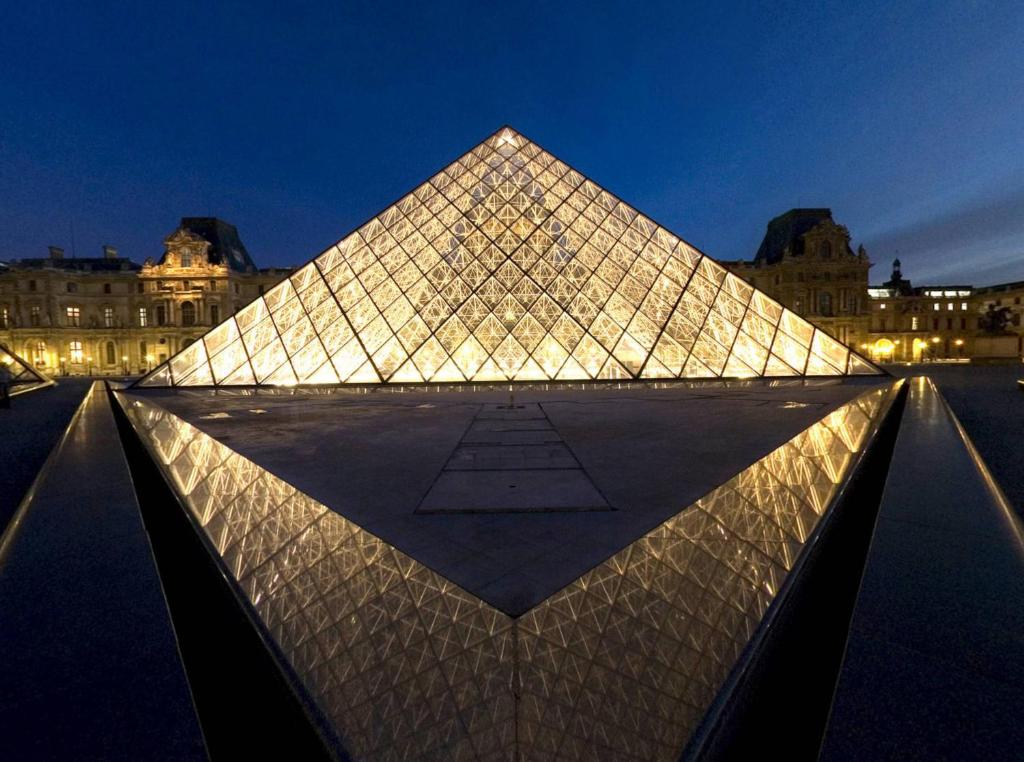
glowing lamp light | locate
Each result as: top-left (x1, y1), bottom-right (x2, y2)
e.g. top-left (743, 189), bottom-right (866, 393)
top-left (873, 339), bottom-right (895, 356)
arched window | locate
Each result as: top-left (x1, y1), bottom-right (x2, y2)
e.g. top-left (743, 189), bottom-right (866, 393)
top-left (105, 341), bottom-right (116, 366)
top-left (181, 301), bottom-right (196, 326)
top-left (818, 240), bottom-right (832, 258)
top-left (819, 292), bottom-right (833, 316)
top-left (33, 341), bottom-right (46, 367)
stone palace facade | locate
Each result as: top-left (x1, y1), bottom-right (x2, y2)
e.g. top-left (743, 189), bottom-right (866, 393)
top-left (0, 218), bottom-right (291, 375)
top-left (2, 211), bottom-right (1021, 376)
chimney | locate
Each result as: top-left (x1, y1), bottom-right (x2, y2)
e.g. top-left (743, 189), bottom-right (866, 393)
top-left (48, 246), bottom-right (64, 260)
top-left (102, 245), bottom-right (118, 259)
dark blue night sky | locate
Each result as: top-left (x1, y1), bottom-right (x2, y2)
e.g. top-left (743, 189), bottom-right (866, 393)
top-left (2, 1), bottom-right (1022, 285)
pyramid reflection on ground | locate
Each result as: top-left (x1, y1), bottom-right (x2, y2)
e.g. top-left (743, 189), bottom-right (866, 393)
top-left (0, 343), bottom-right (53, 396)
top-left (119, 380), bottom-right (898, 761)
top-left (136, 127), bottom-right (882, 389)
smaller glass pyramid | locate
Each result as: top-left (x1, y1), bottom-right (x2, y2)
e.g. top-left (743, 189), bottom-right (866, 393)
top-left (0, 344), bottom-right (54, 395)
top-left (136, 127), bottom-right (883, 387)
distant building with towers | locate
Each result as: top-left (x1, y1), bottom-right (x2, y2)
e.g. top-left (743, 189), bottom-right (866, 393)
top-left (726, 208), bottom-right (1023, 363)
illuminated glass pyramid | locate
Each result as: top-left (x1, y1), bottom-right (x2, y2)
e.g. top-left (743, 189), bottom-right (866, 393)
top-left (1, 343), bottom-right (53, 394)
top-left (136, 127), bottom-right (880, 387)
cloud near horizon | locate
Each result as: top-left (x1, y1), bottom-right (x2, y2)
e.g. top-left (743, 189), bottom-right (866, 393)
top-left (863, 184), bottom-right (1024, 285)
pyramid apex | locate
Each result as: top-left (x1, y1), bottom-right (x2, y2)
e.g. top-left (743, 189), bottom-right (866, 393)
top-left (488, 126), bottom-right (524, 152)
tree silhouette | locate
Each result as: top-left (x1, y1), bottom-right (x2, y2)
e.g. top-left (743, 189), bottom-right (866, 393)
top-left (978, 304), bottom-right (1012, 334)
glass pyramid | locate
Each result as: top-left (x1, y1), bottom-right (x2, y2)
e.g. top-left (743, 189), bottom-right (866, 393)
top-left (0, 343), bottom-right (53, 395)
top-left (119, 382), bottom-right (897, 759)
top-left (136, 127), bottom-right (882, 388)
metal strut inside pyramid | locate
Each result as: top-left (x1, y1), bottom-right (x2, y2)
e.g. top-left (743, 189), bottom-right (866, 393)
top-left (0, 343), bottom-right (52, 393)
top-left (137, 127), bottom-right (881, 387)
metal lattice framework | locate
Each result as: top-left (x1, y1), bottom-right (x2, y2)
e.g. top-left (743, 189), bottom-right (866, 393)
top-left (0, 343), bottom-right (53, 395)
top-left (136, 127), bottom-right (881, 388)
top-left (120, 382), bottom-right (896, 760)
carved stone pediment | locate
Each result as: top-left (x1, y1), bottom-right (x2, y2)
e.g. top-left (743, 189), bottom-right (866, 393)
top-left (163, 227), bottom-right (208, 248)
top-left (158, 227), bottom-right (212, 270)
top-left (804, 219), bottom-right (850, 241)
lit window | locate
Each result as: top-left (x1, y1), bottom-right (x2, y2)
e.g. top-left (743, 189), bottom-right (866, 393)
top-left (104, 306), bottom-right (114, 327)
top-left (947, 303), bottom-right (953, 311)
top-left (66, 306), bottom-right (81, 326)
top-left (33, 341), bottom-right (46, 366)
top-left (0, 306), bottom-right (8, 328)
top-left (879, 303), bottom-right (887, 310)
top-left (911, 316), bottom-right (919, 330)
top-left (961, 302), bottom-right (967, 310)
top-left (932, 303), bottom-right (939, 311)
top-left (69, 340), bottom-right (83, 363)
top-left (138, 307), bottom-right (148, 326)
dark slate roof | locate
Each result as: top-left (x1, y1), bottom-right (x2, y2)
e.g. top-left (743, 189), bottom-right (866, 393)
top-left (754, 208), bottom-right (834, 264)
top-left (6, 257), bottom-right (141, 272)
top-left (974, 280), bottom-right (1024, 295)
top-left (178, 217), bottom-right (257, 273)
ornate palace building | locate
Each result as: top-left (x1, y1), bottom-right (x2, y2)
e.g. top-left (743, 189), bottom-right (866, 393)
top-left (0, 218), bottom-right (292, 375)
top-left (865, 260), bottom-right (1024, 363)
top-left (725, 209), bottom-right (872, 350)
top-left (2, 209), bottom-right (1021, 376)
top-left (727, 208), bottom-right (1023, 364)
